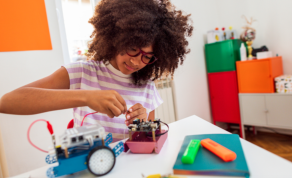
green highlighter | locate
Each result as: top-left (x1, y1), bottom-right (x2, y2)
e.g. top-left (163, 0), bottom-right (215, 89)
top-left (181, 139), bottom-right (201, 164)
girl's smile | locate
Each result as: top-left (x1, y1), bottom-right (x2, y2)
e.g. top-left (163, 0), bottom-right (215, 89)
top-left (124, 62), bottom-right (138, 71)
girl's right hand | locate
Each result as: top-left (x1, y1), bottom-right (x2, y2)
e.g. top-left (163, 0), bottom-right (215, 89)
top-left (85, 90), bottom-right (127, 118)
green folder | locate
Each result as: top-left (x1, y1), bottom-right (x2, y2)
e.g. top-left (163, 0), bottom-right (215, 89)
top-left (173, 134), bottom-right (250, 178)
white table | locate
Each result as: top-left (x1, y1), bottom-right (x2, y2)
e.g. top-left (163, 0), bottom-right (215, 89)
top-left (11, 115), bottom-right (292, 178)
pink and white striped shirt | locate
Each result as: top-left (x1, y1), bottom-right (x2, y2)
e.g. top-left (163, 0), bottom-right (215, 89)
top-left (64, 60), bottom-right (163, 142)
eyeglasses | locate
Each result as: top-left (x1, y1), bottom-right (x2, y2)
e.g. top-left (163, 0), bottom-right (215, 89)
top-left (126, 47), bottom-right (158, 65)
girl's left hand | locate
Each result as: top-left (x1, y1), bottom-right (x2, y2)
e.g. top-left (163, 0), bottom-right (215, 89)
top-left (125, 103), bottom-right (147, 126)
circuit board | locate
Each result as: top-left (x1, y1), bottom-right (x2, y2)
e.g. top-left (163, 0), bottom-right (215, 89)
top-left (127, 118), bottom-right (161, 132)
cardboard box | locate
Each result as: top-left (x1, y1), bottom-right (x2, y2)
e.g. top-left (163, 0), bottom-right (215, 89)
top-left (207, 30), bottom-right (223, 44)
top-left (257, 51), bottom-right (273, 59)
top-left (275, 75), bottom-right (292, 93)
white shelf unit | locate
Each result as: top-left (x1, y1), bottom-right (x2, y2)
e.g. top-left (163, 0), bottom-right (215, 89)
top-left (239, 93), bottom-right (292, 138)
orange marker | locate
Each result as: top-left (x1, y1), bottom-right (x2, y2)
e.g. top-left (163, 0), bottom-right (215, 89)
top-left (201, 138), bottom-right (236, 162)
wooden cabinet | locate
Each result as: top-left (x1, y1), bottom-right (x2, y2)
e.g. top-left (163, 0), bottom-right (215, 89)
top-left (239, 93), bottom-right (292, 138)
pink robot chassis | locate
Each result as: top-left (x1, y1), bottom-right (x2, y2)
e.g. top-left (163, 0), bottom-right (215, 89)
top-left (124, 118), bottom-right (168, 154)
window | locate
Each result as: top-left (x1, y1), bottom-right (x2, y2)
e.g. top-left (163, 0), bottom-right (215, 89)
top-left (61, 0), bottom-right (98, 62)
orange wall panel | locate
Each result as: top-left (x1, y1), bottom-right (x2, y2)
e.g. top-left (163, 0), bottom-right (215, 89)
top-left (0, 0), bottom-right (52, 52)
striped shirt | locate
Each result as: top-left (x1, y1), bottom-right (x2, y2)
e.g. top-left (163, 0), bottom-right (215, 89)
top-left (63, 60), bottom-right (163, 142)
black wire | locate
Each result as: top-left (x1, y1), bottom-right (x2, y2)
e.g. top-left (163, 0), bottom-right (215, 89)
top-left (146, 121), bottom-right (169, 137)
top-left (156, 121), bottom-right (169, 136)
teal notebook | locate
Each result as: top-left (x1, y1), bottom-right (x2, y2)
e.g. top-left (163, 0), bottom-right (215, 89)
top-left (173, 134), bottom-right (250, 178)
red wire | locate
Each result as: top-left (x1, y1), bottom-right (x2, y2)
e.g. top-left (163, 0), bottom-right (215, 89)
top-left (28, 112), bottom-right (97, 153)
top-left (81, 111), bottom-right (98, 126)
top-left (27, 119), bottom-right (53, 153)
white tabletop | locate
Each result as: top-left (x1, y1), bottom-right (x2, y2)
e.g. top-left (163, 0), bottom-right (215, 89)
top-left (11, 115), bottom-right (292, 178)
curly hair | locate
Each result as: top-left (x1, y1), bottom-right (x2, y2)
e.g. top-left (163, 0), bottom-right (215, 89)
top-left (87, 0), bottom-right (193, 85)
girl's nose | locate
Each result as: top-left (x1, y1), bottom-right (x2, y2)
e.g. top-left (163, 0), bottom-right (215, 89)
top-left (130, 55), bottom-right (141, 66)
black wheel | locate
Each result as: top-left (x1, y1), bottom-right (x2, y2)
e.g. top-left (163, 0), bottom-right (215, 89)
top-left (87, 146), bottom-right (116, 176)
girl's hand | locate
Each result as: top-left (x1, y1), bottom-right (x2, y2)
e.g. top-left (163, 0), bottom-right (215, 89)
top-left (125, 103), bottom-right (147, 126)
top-left (86, 90), bottom-right (127, 118)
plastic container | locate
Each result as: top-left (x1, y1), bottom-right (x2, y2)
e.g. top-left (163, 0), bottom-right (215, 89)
top-left (240, 43), bottom-right (247, 61)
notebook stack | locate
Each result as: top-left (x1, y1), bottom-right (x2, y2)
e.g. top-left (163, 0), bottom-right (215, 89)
top-left (173, 134), bottom-right (250, 178)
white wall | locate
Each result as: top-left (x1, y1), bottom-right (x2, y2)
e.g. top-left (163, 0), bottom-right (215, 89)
top-left (0, 0), bottom-right (72, 176)
top-left (172, 0), bottom-right (219, 122)
top-left (245, 0), bottom-right (292, 74)
top-left (171, 0), bottom-right (292, 122)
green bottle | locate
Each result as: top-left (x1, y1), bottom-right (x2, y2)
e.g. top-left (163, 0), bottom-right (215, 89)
top-left (181, 139), bottom-right (201, 164)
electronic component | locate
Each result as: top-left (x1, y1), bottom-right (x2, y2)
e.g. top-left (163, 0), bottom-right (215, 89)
top-left (201, 138), bottom-right (237, 162)
top-left (127, 118), bottom-right (162, 142)
top-left (29, 113), bottom-right (123, 178)
top-left (128, 119), bottom-right (161, 133)
top-left (47, 127), bottom-right (119, 177)
top-left (133, 118), bottom-right (140, 125)
top-left (181, 140), bottom-right (200, 164)
top-left (59, 124), bottom-right (105, 149)
top-left (124, 118), bottom-right (169, 154)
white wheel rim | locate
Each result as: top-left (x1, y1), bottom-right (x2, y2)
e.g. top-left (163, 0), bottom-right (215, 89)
top-left (88, 148), bottom-right (114, 175)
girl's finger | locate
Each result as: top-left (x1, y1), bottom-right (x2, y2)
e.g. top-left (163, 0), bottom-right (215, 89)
top-left (127, 113), bottom-right (147, 125)
top-left (109, 104), bottom-right (122, 117)
top-left (113, 99), bottom-right (124, 115)
top-left (114, 92), bottom-right (127, 113)
top-left (106, 108), bottom-right (115, 118)
top-left (128, 103), bottom-right (143, 113)
top-left (126, 108), bottom-right (145, 120)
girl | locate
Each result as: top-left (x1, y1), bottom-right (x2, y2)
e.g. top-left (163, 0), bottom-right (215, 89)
top-left (0, 0), bottom-right (193, 141)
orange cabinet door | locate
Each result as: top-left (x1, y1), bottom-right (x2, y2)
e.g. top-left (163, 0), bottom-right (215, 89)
top-left (236, 57), bottom-right (283, 93)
